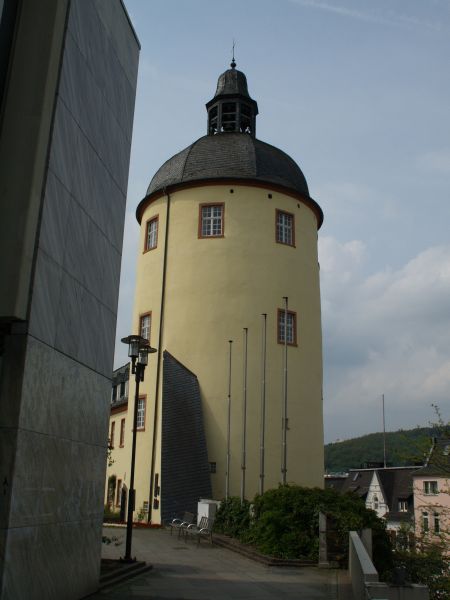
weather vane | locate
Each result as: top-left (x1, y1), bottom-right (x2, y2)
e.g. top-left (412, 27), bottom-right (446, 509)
top-left (231, 39), bottom-right (236, 68)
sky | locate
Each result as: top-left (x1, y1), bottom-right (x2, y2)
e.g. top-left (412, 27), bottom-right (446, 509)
top-left (117, 0), bottom-right (450, 443)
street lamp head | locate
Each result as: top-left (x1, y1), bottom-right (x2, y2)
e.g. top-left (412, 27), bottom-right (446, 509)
top-left (121, 334), bottom-right (146, 359)
top-left (121, 335), bottom-right (152, 361)
top-left (137, 345), bottom-right (156, 366)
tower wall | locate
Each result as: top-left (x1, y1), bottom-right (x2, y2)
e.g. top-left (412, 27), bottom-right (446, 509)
top-left (131, 182), bottom-right (324, 521)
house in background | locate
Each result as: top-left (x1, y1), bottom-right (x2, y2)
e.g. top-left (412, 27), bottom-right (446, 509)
top-left (106, 363), bottom-right (130, 513)
top-left (338, 466), bottom-right (417, 532)
top-left (413, 438), bottom-right (450, 549)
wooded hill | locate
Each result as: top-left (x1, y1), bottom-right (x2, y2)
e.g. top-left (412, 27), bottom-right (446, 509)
top-left (324, 427), bottom-right (436, 473)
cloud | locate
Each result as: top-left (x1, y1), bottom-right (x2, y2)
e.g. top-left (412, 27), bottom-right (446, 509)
top-left (320, 238), bottom-right (450, 441)
top-left (417, 150), bottom-right (450, 174)
top-left (289, 0), bottom-right (442, 31)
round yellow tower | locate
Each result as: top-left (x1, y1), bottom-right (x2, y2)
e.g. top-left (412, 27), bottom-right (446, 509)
top-left (131, 62), bottom-right (324, 524)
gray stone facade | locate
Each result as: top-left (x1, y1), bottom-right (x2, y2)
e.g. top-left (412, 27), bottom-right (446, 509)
top-left (0, 1), bottom-right (139, 598)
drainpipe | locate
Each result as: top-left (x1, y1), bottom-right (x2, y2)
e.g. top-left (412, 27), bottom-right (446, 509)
top-left (147, 187), bottom-right (171, 522)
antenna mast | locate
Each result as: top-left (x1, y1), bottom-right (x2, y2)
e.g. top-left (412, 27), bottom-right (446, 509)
top-left (382, 393), bottom-right (387, 468)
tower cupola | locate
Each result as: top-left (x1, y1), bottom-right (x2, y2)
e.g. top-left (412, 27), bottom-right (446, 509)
top-left (206, 61), bottom-right (258, 136)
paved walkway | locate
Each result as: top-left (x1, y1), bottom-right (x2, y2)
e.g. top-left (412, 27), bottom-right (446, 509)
top-left (88, 526), bottom-right (344, 600)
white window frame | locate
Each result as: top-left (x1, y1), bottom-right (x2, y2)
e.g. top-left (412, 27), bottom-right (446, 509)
top-left (276, 210), bottom-right (294, 246)
top-left (140, 313), bottom-right (151, 342)
top-left (136, 397), bottom-right (146, 430)
top-left (200, 204), bottom-right (224, 237)
top-left (145, 216), bottom-right (158, 250)
top-left (278, 309), bottom-right (297, 345)
top-left (424, 480), bottom-right (438, 495)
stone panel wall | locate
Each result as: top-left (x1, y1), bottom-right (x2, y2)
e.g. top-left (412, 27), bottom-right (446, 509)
top-left (0, 2), bottom-right (139, 598)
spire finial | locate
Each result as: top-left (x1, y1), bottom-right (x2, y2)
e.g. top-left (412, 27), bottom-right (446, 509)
top-left (231, 39), bottom-right (236, 69)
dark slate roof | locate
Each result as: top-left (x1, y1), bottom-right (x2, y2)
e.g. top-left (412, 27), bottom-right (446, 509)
top-left (161, 351), bottom-right (212, 523)
top-left (214, 67), bottom-right (251, 99)
top-left (377, 468), bottom-right (415, 519)
top-left (413, 438), bottom-right (450, 477)
top-left (112, 362), bottom-right (130, 385)
top-left (340, 467), bottom-right (416, 520)
top-left (145, 133), bottom-right (311, 201)
top-left (324, 475), bottom-right (348, 492)
top-left (340, 470), bottom-right (373, 499)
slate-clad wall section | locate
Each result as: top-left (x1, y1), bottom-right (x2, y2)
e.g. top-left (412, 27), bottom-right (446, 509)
top-left (0, 2), bottom-right (139, 599)
top-left (161, 351), bottom-right (212, 522)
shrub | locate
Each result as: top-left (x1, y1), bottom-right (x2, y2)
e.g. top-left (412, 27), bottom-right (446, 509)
top-left (103, 503), bottom-right (121, 522)
top-left (216, 485), bottom-right (392, 568)
top-left (391, 545), bottom-right (450, 600)
top-left (214, 496), bottom-right (251, 540)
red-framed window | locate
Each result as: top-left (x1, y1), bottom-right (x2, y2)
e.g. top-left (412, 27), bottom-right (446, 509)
top-left (276, 209), bottom-right (295, 246)
top-left (110, 421), bottom-right (115, 448)
top-left (139, 312), bottom-right (151, 342)
top-left (119, 418), bottom-right (125, 447)
top-left (198, 203), bottom-right (224, 238)
top-left (136, 396), bottom-right (146, 430)
top-left (277, 309), bottom-right (297, 346)
top-left (144, 215), bottom-right (159, 251)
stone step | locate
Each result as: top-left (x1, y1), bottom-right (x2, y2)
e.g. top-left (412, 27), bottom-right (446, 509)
top-left (99, 560), bottom-right (153, 590)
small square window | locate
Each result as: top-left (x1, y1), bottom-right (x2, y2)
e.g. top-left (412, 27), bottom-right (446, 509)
top-left (136, 396), bottom-right (146, 430)
top-left (140, 313), bottom-right (151, 342)
top-left (424, 481), bottom-right (438, 495)
top-left (398, 500), bottom-right (408, 512)
top-left (209, 462), bottom-right (217, 473)
top-left (278, 309), bottom-right (297, 345)
top-left (276, 210), bottom-right (295, 246)
top-left (199, 204), bottom-right (224, 238)
top-left (145, 216), bottom-right (158, 251)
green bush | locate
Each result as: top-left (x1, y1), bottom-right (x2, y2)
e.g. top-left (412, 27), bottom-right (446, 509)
top-left (214, 496), bottom-right (251, 539)
top-left (391, 546), bottom-right (450, 600)
top-left (103, 503), bottom-right (121, 522)
top-left (215, 485), bottom-right (392, 569)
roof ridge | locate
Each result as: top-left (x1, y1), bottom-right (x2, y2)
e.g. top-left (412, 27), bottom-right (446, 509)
top-left (180, 136), bottom-right (200, 182)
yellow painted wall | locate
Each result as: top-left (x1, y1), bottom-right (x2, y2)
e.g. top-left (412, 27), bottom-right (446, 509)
top-left (116, 182), bottom-right (324, 523)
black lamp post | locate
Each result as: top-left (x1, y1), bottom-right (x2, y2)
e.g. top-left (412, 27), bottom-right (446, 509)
top-left (120, 334), bottom-right (157, 562)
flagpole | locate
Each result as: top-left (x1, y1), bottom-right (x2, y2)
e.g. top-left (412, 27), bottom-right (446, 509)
top-left (382, 393), bottom-right (387, 468)
top-left (241, 328), bottom-right (248, 503)
top-left (281, 297), bottom-right (288, 484)
top-left (225, 340), bottom-right (233, 499)
top-left (259, 314), bottom-right (267, 495)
